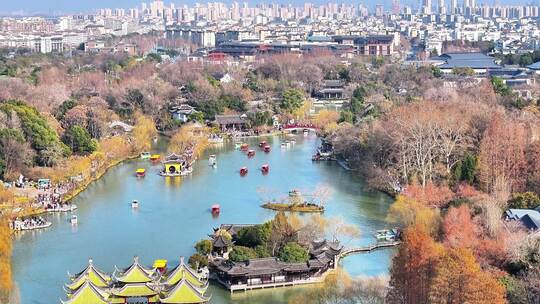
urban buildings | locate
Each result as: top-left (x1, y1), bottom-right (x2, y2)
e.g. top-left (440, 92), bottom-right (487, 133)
top-left (0, 0), bottom-right (539, 59)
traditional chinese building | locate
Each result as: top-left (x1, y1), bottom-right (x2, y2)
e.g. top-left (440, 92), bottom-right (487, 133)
top-left (62, 257), bottom-right (210, 304)
top-left (210, 240), bottom-right (342, 292)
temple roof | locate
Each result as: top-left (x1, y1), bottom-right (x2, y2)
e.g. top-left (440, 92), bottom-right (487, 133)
top-left (110, 282), bottom-right (158, 297)
top-left (66, 259), bottom-right (111, 290)
top-left (163, 257), bottom-right (207, 287)
top-left (215, 224), bottom-right (256, 237)
top-left (61, 280), bottom-right (110, 304)
top-left (113, 256), bottom-right (157, 284)
top-left (211, 235), bottom-right (232, 248)
top-left (160, 279), bottom-right (210, 304)
top-left (309, 240), bottom-right (342, 256)
top-left (213, 258), bottom-right (285, 276)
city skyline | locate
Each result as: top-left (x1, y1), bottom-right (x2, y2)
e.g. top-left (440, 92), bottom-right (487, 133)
top-left (1, 0), bottom-right (536, 15)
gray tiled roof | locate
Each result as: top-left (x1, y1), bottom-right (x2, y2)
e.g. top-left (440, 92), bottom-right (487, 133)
top-left (437, 52), bottom-right (501, 69)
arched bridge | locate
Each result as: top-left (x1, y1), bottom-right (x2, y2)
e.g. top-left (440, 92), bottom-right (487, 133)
top-left (282, 124), bottom-right (319, 133)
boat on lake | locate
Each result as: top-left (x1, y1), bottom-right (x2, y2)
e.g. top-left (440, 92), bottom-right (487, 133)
top-left (211, 204), bottom-right (220, 215)
top-left (131, 200), bottom-right (139, 209)
top-left (136, 168), bottom-right (146, 177)
top-left (240, 167), bottom-right (248, 176)
top-left (10, 217), bottom-right (52, 231)
top-left (263, 145), bottom-right (271, 153)
top-left (258, 141), bottom-right (267, 147)
top-left (234, 142), bottom-right (242, 150)
top-left (160, 153), bottom-right (193, 176)
top-left (247, 150), bottom-right (255, 157)
top-left (240, 143), bottom-right (249, 151)
top-left (70, 215), bottom-right (78, 225)
top-left (375, 229), bottom-right (399, 241)
top-left (150, 154), bottom-right (161, 161)
top-left (261, 164), bottom-right (270, 174)
top-left (140, 152), bottom-right (151, 159)
top-left (45, 203), bottom-right (77, 213)
top-left (209, 155), bottom-right (217, 166)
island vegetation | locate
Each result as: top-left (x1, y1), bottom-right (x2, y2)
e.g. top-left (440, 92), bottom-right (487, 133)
top-left (189, 212), bottom-right (360, 270)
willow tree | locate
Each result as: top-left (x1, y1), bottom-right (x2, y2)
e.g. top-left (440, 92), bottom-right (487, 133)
top-left (130, 113), bottom-right (157, 153)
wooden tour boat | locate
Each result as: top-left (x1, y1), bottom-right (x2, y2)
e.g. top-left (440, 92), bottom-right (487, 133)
top-left (136, 168), bottom-right (146, 177)
top-left (153, 259), bottom-right (168, 274)
top-left (239, 167), bottom-right (248, 176)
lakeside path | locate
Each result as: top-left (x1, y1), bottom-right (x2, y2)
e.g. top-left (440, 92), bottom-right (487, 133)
top-left (12, 134), bottom-right (394, 304)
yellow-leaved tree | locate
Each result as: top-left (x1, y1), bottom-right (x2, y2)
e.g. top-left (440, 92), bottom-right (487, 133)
top-left (0, 207), bottom-right (12, 301)
top-left (387, 195), bottom-right (441, 235)
top-left (131, 113), bottom-right (157, 153)
top-left (168, 123), bottom-right (209, 161)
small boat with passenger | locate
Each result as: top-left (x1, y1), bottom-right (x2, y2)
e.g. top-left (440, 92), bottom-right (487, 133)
top-left (259, 141), bottom-right (267, 148)
top-left (150, 154), bottom-right (161, 161)
top-left (140, 152), bottom-right (151, 160)
top-left (211, 204), bottom-right (220, 215)
top-left (136, 168), bottom-right (146, 177)
top-left (240, 167), bottom-right (248, 176)
top-left (131, 200), bottom-right (139, 209)
top-left (240, 143), bottom-right (249, 151)
top-left (209, 155), bottom-right (217, 166)
top-left (247, 150), bottom-right (255, 157)
top-left (261, 164), bottom-right (270, 174)
top-left (70, 215), bottom-right (78, 225)
top-left (375, 229), bottom-right (399, 241)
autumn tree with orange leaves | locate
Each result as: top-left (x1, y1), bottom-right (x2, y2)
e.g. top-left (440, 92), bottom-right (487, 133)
top-left (442, 205), bottom-right (478, 249)
top-left (429, 247), bottom-right (506, 304)
top-left (387, 225), bottom-right (443, 304)
top-left (477, 113), bottom-right (527, 194)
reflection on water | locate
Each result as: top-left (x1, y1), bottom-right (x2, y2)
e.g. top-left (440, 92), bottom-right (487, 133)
top-left (12, 134), bottom-right (393, 304)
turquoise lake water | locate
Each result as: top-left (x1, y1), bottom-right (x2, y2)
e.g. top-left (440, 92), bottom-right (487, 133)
top-left (12, 134), bottom-right (393, 304)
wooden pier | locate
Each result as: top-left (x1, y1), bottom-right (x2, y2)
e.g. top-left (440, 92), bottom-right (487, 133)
top-left (338, 241), bottom-right (400, 260)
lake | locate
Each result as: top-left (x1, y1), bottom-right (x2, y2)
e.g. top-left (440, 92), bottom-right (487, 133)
top-left (12, 133), bottom-right (393, 304)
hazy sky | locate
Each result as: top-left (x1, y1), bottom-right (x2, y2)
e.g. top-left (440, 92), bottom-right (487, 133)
top-left (0, 0), bottom-right (533, 15)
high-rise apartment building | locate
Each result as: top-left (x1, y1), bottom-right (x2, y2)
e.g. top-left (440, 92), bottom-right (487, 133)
top-left (423, 0), bottom-right (432, 14)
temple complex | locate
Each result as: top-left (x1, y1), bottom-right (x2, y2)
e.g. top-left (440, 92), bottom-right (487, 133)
top-left (210, 239), bottom-right (342, 292)
top-left (62, 257), bottom-right (210, 304)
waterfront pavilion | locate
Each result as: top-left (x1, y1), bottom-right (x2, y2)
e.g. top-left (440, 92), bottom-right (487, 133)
top-left (62, 257), bottom-right (210, 304)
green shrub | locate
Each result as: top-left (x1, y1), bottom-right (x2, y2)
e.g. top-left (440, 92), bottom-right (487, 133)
top-left (229, 246), bottom-right (257, 262)
top-left (194, 239), bottom-right (213, 255)
top-left (279, 242), bottom-right (309, 263)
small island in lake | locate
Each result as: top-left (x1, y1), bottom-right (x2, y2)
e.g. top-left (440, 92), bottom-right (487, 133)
top-left (261, 189), bottom-right (326, 213)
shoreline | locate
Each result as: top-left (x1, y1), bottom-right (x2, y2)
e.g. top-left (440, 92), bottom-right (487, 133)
top-left (63, 153), bottom-right (140, 203)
